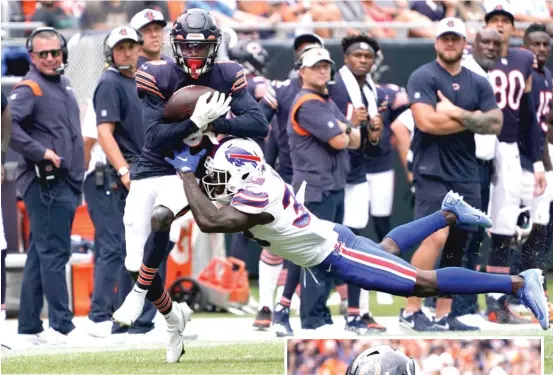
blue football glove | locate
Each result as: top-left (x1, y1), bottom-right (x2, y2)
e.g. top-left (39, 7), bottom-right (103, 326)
top-left (165, 146), bottom-right (207, 174)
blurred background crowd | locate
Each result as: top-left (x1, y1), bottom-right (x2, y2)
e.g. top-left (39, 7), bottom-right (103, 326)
top-left (287, 338), bottom-right (542, 375)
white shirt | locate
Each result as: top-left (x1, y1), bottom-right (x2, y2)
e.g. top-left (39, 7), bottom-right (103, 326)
top-left (81, 98), bottom-right (107, 177)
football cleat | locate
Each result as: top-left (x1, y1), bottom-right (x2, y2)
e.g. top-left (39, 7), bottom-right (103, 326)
top-left (441, 190), bottom-right (492, 229)
top-left (166, 302), bottom-right (193, 364)
top-left (112, 287), bottom-right (146, 327)
top-left (253, 306), bottom-right (272, 330)
top-left (516, 269), bottom-right (550, 330)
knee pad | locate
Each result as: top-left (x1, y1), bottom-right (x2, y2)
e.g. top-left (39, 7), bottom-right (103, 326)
top-left (151, 205), bottom-right (174, 232)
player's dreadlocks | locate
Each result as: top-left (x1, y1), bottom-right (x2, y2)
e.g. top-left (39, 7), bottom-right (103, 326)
top-left (341, 33), bottom-right (380, 55)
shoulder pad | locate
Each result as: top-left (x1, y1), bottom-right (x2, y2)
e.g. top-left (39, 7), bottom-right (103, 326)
top-left (231, 186), bottom-right (270, 214)
top-left (135, 60), bottom-right (175, 101)
top-left (13, 80), bottom-right (42, 96)
top-left (216, 60), bottom-right (248, 94)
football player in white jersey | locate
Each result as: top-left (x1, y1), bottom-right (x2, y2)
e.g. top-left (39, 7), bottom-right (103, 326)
top-left (164, 137), bottom-right (550, 331)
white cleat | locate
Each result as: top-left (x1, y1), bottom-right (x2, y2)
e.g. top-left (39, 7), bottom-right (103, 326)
top-left (166, 302), bottom-right (193, 364)
top-left (112, 288), bottom-right (146, 327)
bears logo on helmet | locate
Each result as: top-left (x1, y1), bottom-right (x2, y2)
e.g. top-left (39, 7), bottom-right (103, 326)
top-left (228, 41), bottom-right (269, 76)
top-left (170, 8), bottom-right (222, 79)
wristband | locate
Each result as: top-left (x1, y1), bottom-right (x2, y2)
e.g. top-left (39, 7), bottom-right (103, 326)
top-left (533, 161), bottom-right (545, 173)
top-left (118, 166), bottom-right (129, 176)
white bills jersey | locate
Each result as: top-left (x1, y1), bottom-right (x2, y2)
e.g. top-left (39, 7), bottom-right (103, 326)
top-left (230, 165), bottom-right (337, 267)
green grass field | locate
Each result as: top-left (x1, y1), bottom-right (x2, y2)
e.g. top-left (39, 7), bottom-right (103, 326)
top-left (1, 342), bottom-right (283, 374)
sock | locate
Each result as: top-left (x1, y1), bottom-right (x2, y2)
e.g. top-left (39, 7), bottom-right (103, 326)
top-left (486, 234), bottom-right (512, 274)
top-left (258, 254), bottom-right (283, 310)
top-left (152, 288), bottom-right (173, 316)
top-left (521, 224), bottom-right (548, 271)
top-left (282, 262), bottom-right (301, 300)
top-left (347, 284), bottom-right (360, 313)
top-left (336, 283), bottom-right (348, 301)
top-left (347, 307), bottom-right (360, 317)
top-left (373, 216), bottom-right (391, 242)
top-left (436, 267), bottom-right (512, 295)
top-left (359, 289), bottom-right (369, 316)
top-left (146, 273), bottom-right (173, 315)
top-left (279, 296), bottom-right (291, 308)
top-left (137, 231), bottom-right (170, 291)
top-left (385, 211), bottom-right (448, 255)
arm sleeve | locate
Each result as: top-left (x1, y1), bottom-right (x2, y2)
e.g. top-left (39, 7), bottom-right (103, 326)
top-left (521, 91), bottom-right (542, 163)
top-left (8, 86), bottom-right (46, 162)
top-left (94, 81), bottom-right (121, 125)
top-left (211, 70), bottom-right (269, 137)
top-left (230, 187), bottom-right (270, 214)
top-left (142, 94), bottom-right (200, 150)
top-left (296, 100), bottom-right (344, 143)
top-left (407, 69), bottom-right (437, 107)
top-left (477, 77), bottom-right (499, 112)
top-left (260, 83), bottom-right (278, 122)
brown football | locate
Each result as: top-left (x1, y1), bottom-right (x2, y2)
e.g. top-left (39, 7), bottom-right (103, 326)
top-left (163, 85), bottom-right (215, 121)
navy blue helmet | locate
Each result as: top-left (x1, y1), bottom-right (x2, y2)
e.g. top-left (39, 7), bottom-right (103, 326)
top-left (228, 40), bottom-right (269, 76)
top-left (170, 8), bottom-right (222, 78)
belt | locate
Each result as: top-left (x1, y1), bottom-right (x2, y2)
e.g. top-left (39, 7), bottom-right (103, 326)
top-left (477, 159), bottom-right (493, 167)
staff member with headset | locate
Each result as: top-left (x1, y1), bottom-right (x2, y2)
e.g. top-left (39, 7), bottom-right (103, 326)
top-left (288, 46), bottom-right (361, 332)
top-left (87, 26), bottom-right (158, 336)
top-left (9, 27), bottom-right (84, 343)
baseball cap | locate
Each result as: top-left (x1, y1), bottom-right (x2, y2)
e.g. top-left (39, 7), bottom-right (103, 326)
top-left (436, 17), bottom-right (467, 39)
top-left (301, 47), bottom-right (334, 68)
top-left (293, 33), bottom-right (324, 52)
top-left (130, 8), bottom-right (167, 31)
top-left (106, 26), bottom-right (141, 49)
top-left (484, 1), bottom-right (515, 24)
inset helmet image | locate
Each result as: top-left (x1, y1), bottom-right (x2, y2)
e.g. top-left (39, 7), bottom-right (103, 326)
top-left (345, 345), bottom-right (417, 375)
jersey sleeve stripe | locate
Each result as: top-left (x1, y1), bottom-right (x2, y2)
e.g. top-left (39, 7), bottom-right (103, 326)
top-left (232, 196), bottom-right (269, 208)
top-left (231, 76), bottom-right (247, 92)
top-left (137, 84), bottom-right (165, 100)
top-left (263, 94), bottom-right (278, 109)
top-left (136, 70), bottom-right (156, 82)
top-left (136, 76), bottom-right (159, 91)
top-left (237, 189), bottom-right (268, 198)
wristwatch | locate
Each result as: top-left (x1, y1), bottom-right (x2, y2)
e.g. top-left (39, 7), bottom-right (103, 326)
top-left (117, 166), bottom-right (129, 177)
top-left (345, 125), bottom-right (352, 135)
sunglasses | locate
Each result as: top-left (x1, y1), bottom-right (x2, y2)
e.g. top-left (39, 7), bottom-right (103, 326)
top-left (33, 49), bottom-right (62, 59)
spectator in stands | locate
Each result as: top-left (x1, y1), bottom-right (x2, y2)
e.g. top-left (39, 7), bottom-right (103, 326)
top-left (9, 27), bottom-right (84, 344)
top-left (31, 0), bottom-right (75, 29)
top-left (79, 0), bottom-right (128, 30)
top-left (484, 0), bottom-right (552, 24)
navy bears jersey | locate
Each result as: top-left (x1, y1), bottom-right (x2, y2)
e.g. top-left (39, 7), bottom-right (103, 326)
top-left (488, 48), bottom-right (534, 143)
top-left (246, 75), bottom-right (269, 101)
top-left (132, 59), bottom-right (268, 180)
top-left (260, 78), bottom-right (302, 183)
top-left (520, 67), bottom-right (553, 171)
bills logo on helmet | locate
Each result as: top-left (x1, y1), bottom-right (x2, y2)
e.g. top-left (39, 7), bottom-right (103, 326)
top-left (225, 147), bottom-right (261, 168)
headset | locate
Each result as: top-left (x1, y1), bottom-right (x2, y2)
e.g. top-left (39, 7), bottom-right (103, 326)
top-left (103, 28), bottom-right (144, 71)
top-left (26, 27), bottom-right (68, 73)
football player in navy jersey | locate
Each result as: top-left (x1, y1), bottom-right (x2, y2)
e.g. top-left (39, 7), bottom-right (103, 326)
top-left (329, 33), bottom-right (386, 334)
top-left (517, 23), bottom-right (553, 311)
top-left (482, 3), bottom-right (547, 324)
top-left (130, 8), bottom-right (168, 67)
top-left (228, 40), bottom-right (270, 101)
top-left (113, 8), bottom-right (268, 363)
top-left (255, 35), bottom-right (323, 335)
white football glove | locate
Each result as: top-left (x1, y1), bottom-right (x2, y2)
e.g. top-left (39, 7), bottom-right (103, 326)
top-left (190, 91), bottom-right (231, 131)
